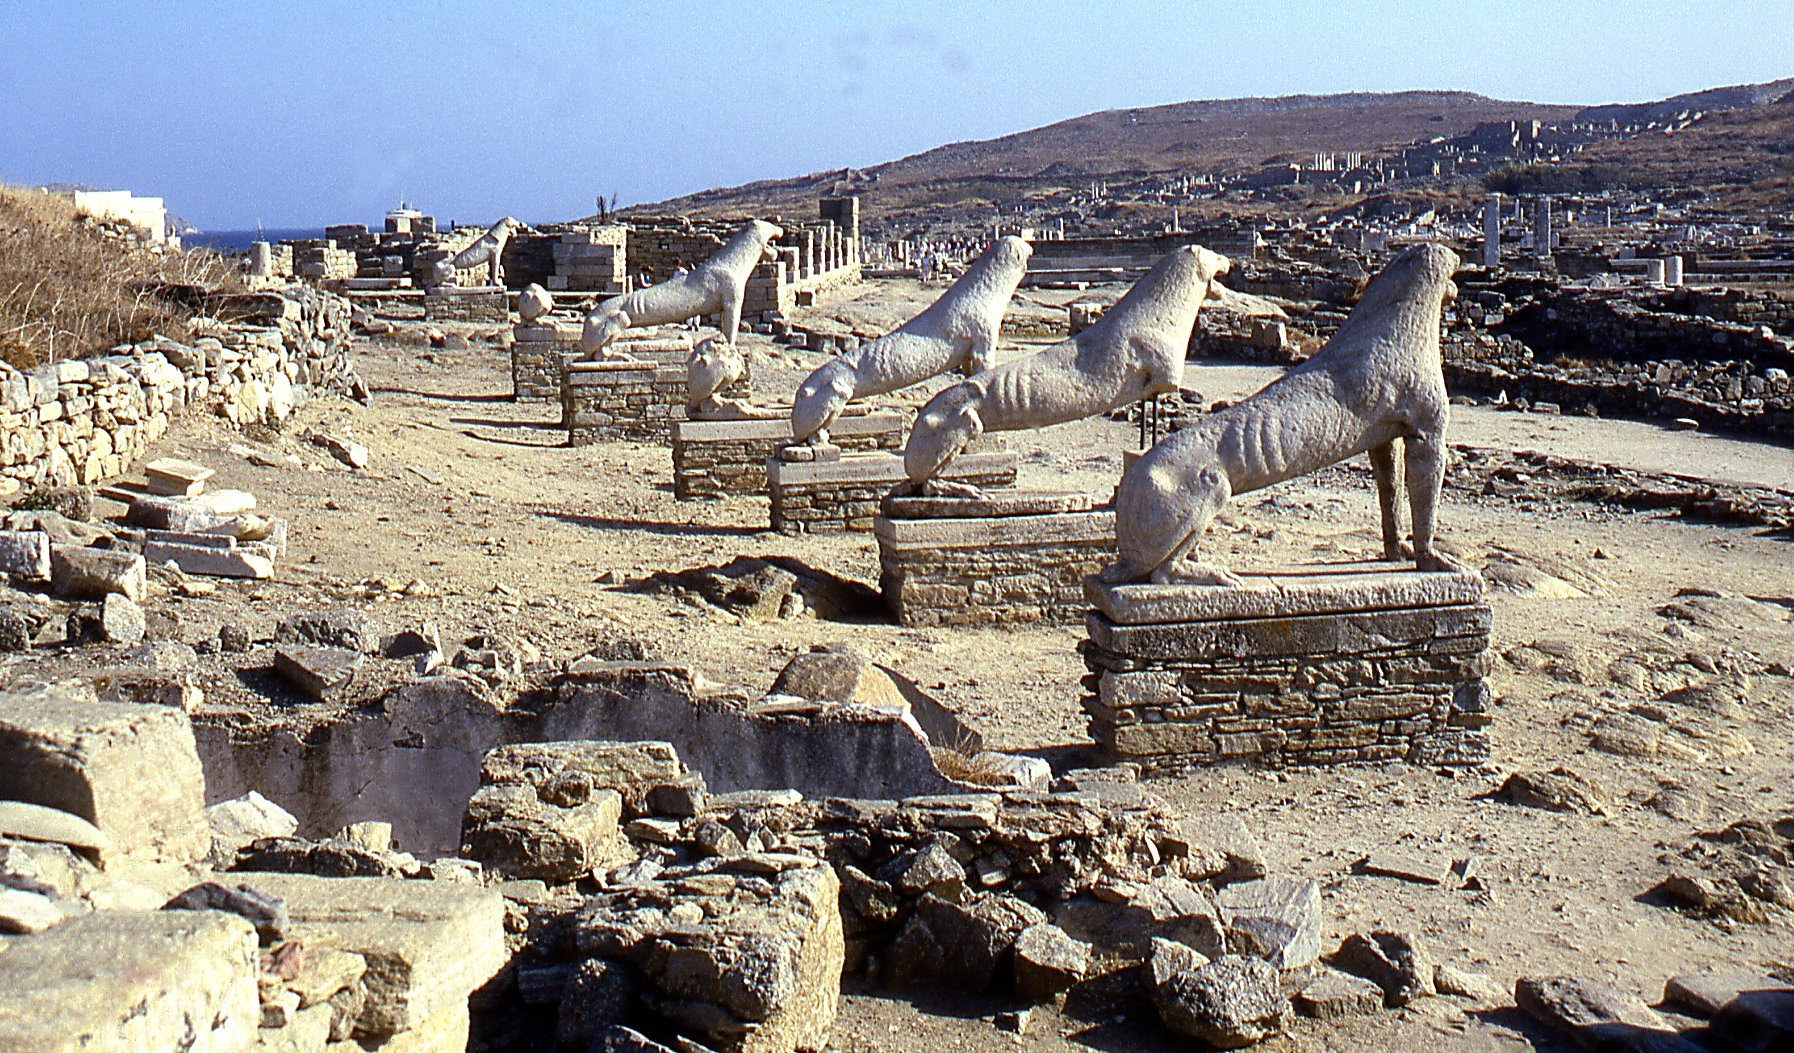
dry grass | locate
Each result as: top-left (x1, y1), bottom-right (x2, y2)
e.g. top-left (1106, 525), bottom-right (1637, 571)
top-left (0, 185), bottom-right (237, 370)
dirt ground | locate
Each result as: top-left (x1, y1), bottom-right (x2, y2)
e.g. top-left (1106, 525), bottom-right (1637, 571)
top-left (6, 278), bottom-right (1791, 1051)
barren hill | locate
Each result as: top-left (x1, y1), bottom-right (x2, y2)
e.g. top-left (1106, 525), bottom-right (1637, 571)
top-left (631, 90), bottom-right (1579, 224)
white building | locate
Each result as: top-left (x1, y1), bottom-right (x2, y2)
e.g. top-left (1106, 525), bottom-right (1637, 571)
top-left (59, 189), bottom-right (178, 247)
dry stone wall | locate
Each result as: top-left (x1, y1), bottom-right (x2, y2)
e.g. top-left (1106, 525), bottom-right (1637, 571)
top-left (768, 452), bottom-right (1018, 535)
top-left (671, 411), bottom-right (905, 499)
top-left (878, 509), bottom-right (1116, 627)
top-left (0, 286), bottom-right (359, 489)
top-left (423, 288), bottom-right (507, 323)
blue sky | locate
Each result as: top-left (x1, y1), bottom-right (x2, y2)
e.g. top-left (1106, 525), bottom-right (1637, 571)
top-left (2, 0), bottom-right (1789, 229)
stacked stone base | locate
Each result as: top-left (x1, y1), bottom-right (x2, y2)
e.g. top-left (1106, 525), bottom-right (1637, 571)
top-left (422, 286), bottom-right (506, 323)
top-left (672, 410), bottom-right (905, 499)
top-left (563, 358), bottom-right (749, 445)
top-left (767, 450), bottom-right (1018, 535)
top-left (510, 322), bottom-right (578, 401)
top-left (1081, 563), bottom-right (1492, 773)
top-left (877, 495), bottom-right (1115, 627)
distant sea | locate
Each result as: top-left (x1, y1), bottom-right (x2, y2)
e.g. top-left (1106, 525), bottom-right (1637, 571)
top-left (184, 228), bottom-right (324, 253)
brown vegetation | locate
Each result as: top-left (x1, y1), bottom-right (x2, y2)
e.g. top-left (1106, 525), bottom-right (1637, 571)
top-left (0, 185), bottom-right (235, 370)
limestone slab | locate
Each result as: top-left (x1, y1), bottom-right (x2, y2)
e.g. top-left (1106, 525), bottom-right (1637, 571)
top-left (768, 449), bottom-right (1015, 488)
top-left (875, 508), bottom-right (1114, 548)
top-left (882, 489), bottom-right (1093, 520)
top-left (672, 408), bottom-right (902, 444)
top-left (1087, 562), bottom-right (1487, 625)
top-left (229, 873), bottom-right (506, 1038)
top-left (0, 909), bottom-right (259, 1053)
top-left (0, 529), bottom-right (51, 582)
top-left (0, 683), bottom-right (208, 863)
top-left (1085, 603), bottom-right (1492, 662)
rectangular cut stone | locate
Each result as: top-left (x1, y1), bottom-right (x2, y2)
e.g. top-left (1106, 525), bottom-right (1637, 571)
top-left (1081, 565), bottom-right (1492, 773)
top-left (767, 451), bottom-right (1019, 535)
top-left (230, 873), bottom-right (506, 1039)
top-left (562, 357), bottom-right (749, 445)
top-left (144, 537), bottom-right (275, 579)
top-left (0, 529), bottom-right (51, 582)
top-left (671, 410), bottom-right (904, 499)
top-left (877, 507), bottom-right (1116, 627)
top-left (0, 683), bottom-right (209, 862)
top-left (1087, 562), bottom-right (1487, 625)
top-left (143, 456), bottom-right (215, 496)
top-left (0, 910), bottom-right (259, 1053)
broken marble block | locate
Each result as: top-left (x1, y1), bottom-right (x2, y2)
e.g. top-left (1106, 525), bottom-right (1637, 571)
top-left (577, 854), bottom-right (845, 1053)
top-left (0, 682), bottom-right (209, 863)
top-left (460, 778), bottom-right (631, 883)
top-left (143, 457), bottom-right (215, 497)
top-left (230, 872), bottom-right (506, 1040)
top-left (478, 739), bottom-right (691, 818)
top-left (49, 544), bottom-right (146, 601)
top-left (1217, 876), bottom-right (1324, 970)
top-left (0, 908), bottom-right (260, 1053)
top-left (274, 644), bottom-right (363, 702)
top-left (144, 530), bottom-right (274, 579)
top-left (0, 529), bottom-right (51, 583)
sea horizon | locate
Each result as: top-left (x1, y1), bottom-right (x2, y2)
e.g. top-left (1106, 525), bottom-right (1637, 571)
top-left (184, 227), bottom-right (325, 253)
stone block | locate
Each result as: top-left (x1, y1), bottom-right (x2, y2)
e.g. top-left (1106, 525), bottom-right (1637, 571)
top-left (577, 854), bottom-right (844, 1053)
top-left (231, 873), bottom-right (506, 1038)
top-left (143, 457), bottom-right (215, 496)
top-left (274, 645), bottom-right (363, 701)
top-left (144, 535), bottom-right (274, 578)
top-left (0, 530), bottom-right (51, 582)
top-left (49, 545), bottom-right (146, 601)
top-left (1217, 876), bottom-right (1323, 969)
top-left (0, 682), bottom-right (208, 863)
top-left (460, 783), bottom-right (629, 882)
top-left (0, 909), bottom-right (259, 1053)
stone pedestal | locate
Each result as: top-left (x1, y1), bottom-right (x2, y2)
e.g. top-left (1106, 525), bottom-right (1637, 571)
top-left (1081, 563), bottom-right (1491, 773)
top-left (877, 491), bottom-right (1115, 627)
top-left (563, 358), bottom-right (750, 445)
top-left (767, 450), bottom-right (1018, 535)
top-left (672, 409), bottom-right (905, 499)
top-left (422, 286), bottom-right (507, 323)
top-left (511, 322), bottom-right (577, 401)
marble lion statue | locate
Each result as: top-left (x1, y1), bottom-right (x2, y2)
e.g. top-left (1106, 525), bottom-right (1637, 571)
top-left (790, 235), bottom-right (1033, 446)
top-left (444, 216), bottom-right (519, 287)
top-left (685, 336), bottom-right (775, 420)
top-left (1104, 242), bottom-right (1463, 586)
top-left (516, 283), bottom-right (553, 322)
top-left (580, 220), bottom-right (782, 360)
top-left (902, 244), bottom-right (1231, 493)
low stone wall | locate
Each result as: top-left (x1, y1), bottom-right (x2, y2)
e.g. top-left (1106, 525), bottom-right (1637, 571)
top-left (563, 359), bottom-right (750, 445)
top-left (671, 411), bottom-right (905, 499)
top-left (1081, 565), bottom-right (1492, 774)
top-left (767, 451), bottom-right (1018, 535)
top-left (422, 287), bottom-right (507, 323)
top-left (510, 323), bottom-right (578, 402)
top-left (878, 507), bottom-right (1116, 627)
top-left (0, 287), bottom-right (359, 489)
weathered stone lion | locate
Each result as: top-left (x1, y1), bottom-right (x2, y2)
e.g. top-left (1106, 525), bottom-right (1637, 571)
top-left (1105, 242), bottom-right (1462, 585)
top-left (443, 216), bottom-right (519, 287)
top-left (580, 220), bottom-right (782, 360)
top-left (790, 235), bottom-right (1033, 445)
top-left (902, 244), bottom-right (1230, 491)
top-left (685, 337), bottom-right (775, 420)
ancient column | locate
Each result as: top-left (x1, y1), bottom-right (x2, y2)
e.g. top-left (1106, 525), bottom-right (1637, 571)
top-left (1483, 196), bottom-right (1501, 269)
top-left (1664, 255), bottom-right (1684, 287)
top-left (801, 230), bottom-right (816, 280)
top-left (248, 241), bottom-right (273, 277)
top-left (1644, 259), bottom-right (1667, 286)
top-left (1534, 196), bottom-right (1553, 264)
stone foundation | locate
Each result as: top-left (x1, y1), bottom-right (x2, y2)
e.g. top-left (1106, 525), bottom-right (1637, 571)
top-left (766, 450), bottom-right (1018, 535)
top-left (563, 357), bottom-right (749, 445)
top-left (671, 411), bottom-right (905, 500)
top-left (1081, 563), bottom-right (1492, 773)
top-left (876, 492), bottom-right (1115, 627)
top-left (422, 286), bottom-right (507, 323)
top-left (510, 323), bottom-right (578, 402)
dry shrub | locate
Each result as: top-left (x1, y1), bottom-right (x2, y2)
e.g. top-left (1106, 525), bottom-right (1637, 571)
top-left (0, 185), bottom-right (238, 370)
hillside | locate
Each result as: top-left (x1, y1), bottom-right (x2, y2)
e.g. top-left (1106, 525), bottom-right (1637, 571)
top-left (631, 90), bottom-right (1579, 224)
top-left (1575, 76), bottom-right (1794, 126)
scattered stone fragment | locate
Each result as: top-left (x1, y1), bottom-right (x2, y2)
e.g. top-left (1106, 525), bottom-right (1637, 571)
top-left (306, 430), bottom-right (370, 469)
top-left (1218, 876), bottom-right (1323, 970)
top-left (206, 791), bottom-right (299, 861)
top-left (234, 836), bottom-right (409, 879)
top-left (0, 886), bottom-right (62, 933)
top-left (1150, 935), bottom-right (1211, 989)
top-left (995, 1007), bottom-right (1034, 1034)
top-left (219, 622), bottom-right (252, 652)
top-left (556, 958), bottom-right (638, 1051)
top-left (1295, 967), bottom-right (1385, 1020)
top-left (278, 607), bottom-right (377, 652)
top-left (1332, 931), bottom-right (1436, 1007)
top-left (379, 622), bottom-right (440, 659)
top-left (885, 891), bottom-right (1047, 992)
top-left (1012, 922), bottom-right (1091, 1002)
top-left (49, 545), bottom-right (146, 602)
top-left (165, 881), bottom-right (289, 943)
top-left (97, 592), bottom-right (146, 645)
top-left (1710, 987), bottom-right (1794, 1053)
top-left (92, 665), bottom-right (200, 710)
top-left (1154, 954), bottom-right (1289, 1049)
top-left (0, 800), bottom-right (113, 855)
top-left (1435, 963), bottom-right (1508, 1005)
top-left (1514, 975), bottom-right (1667, 1038)
top-left (1496, 768), bottom-right (1609, 815)
top-left (338, 820), bottom-right (392, 854)
top-left (891, 840), bottom-right (967, 899)
top-left (1358, 850), bottom-right (1452, 886)
top-left (273, 644), bottom-right (363, 702)
top-left (595, 1026), bottom-right (681, 1053)
top-left (461, 780), bottom-right (629, 884)
top-left (144, 533), bottom-right (274, 578)
top-left (1664, 969), bottom-right (1781, 1018)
